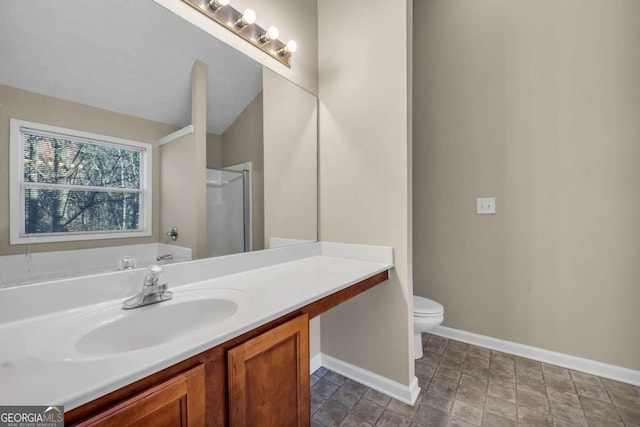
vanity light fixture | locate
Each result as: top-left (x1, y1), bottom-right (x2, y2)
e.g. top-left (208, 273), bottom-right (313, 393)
top-left (182, 0), bottom-right (296, 67)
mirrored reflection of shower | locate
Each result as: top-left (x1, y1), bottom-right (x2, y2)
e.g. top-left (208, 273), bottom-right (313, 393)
top-left (206, 165), bottom-right (251, 258)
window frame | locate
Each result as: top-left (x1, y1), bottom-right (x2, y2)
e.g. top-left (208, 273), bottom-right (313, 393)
top-left (9, 118), bottom-right (153, 244)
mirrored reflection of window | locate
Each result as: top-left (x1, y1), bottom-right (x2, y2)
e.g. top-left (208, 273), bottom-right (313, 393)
top-left (10, 119), bottom-right (152, 244)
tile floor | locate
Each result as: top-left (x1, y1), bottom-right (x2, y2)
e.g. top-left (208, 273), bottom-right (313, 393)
top-left (311, 333), bottom-right (640, 427)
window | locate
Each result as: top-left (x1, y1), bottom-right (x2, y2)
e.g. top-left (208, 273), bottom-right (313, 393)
top-left (9, 119), bottom-right (152, 244)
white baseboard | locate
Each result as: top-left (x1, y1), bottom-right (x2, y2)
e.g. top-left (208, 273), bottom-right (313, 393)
top-left (310, 352), bottom-right (323, 373)
top-left (319, 353), bottom-right (421, 405)
top-left (431, 326), bottom-right (640, 387)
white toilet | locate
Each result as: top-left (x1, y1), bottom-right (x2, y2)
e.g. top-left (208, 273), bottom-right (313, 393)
top-left (413, 295), bottom-right (444, 359)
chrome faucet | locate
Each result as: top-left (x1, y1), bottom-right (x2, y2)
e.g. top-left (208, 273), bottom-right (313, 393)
top-left (122, 264), bottom-right (173, 310)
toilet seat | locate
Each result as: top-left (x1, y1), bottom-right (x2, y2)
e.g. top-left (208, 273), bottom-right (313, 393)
top-left (413, 295), bottom-right (444, 317)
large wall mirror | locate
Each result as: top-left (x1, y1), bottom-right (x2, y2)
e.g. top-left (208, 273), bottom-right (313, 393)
top-left (0, 0), bottom-right (318, 287)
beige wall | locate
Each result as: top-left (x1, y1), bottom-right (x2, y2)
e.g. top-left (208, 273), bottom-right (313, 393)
top-left (263, 68), bottom-right (317, 245)
top-left (220, 92), bottom-right (265, 251)
top-left (159, 133), bottom-right (199, 254)
top-left (318, 0), bottom-right (414, 385)
top-left (206, 133), bottom-right (222, 169)
top-left (160, 61), bottom-right (207, 259)
top-left (0, 84), bottom-right (177, 256)
top-left (413, 0), bottom-right (640, 370)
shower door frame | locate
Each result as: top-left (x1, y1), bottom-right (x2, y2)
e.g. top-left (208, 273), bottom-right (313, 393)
top-left (207, 162), bottom-right (252, 254)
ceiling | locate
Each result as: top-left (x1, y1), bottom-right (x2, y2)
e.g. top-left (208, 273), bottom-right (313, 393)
top-left (0, 0), bottom-right (263, 135)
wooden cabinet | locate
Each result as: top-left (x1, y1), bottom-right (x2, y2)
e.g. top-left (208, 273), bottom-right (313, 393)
top-left (72, 365), bottom-right (205, 427)
top-left (228, 314), bottom-right (310, 427)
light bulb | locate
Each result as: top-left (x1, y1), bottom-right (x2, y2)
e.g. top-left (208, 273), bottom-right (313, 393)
top-left (236, 8), bottom-right (256, 28)
top-left (286, 40), bottom-right (297, 53)
top-left (243, 8), bottom-right (256, 24)
top-left (260, 26), bottom-right (279, 43)
top-left (278, 40), bottom-right (298, 56)
top-left (208, 0), bottom-right (229, 11)
top-left (267, 26), bottom-right (279, 40)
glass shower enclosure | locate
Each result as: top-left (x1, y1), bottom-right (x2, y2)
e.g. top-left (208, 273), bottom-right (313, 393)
top-left (206, 167), bottom-right (251, 258)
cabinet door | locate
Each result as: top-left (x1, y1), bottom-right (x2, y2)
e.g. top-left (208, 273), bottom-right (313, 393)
top-left (228, 314), bottom-right (310, 427)
top-left (73, 364), bottom-right (205, 427)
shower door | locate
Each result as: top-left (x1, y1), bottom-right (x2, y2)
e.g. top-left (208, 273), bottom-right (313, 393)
top-left (206, 168), bottom-right (250, 257)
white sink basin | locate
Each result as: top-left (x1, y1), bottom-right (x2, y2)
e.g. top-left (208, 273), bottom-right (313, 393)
top-left (30, 288), bottom-right (252, 361)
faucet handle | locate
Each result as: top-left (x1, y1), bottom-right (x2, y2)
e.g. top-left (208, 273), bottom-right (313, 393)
top-left (166, 227), bottom-right (178, 241)
top-left (144, 264), bottom-right (165, 285)
top-left (118, 256), bottom-right (138, 271)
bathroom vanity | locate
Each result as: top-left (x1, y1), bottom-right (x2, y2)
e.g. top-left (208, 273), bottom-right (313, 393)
top-left (0, 242), bottom-right (392, 427)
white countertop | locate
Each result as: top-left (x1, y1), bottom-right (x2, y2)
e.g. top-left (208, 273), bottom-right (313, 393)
top-left (0, 242), bottom-right (392, 409)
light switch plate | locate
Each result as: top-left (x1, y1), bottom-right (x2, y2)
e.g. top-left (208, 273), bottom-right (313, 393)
top-left (476, 197), bottom-right (496, 215)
